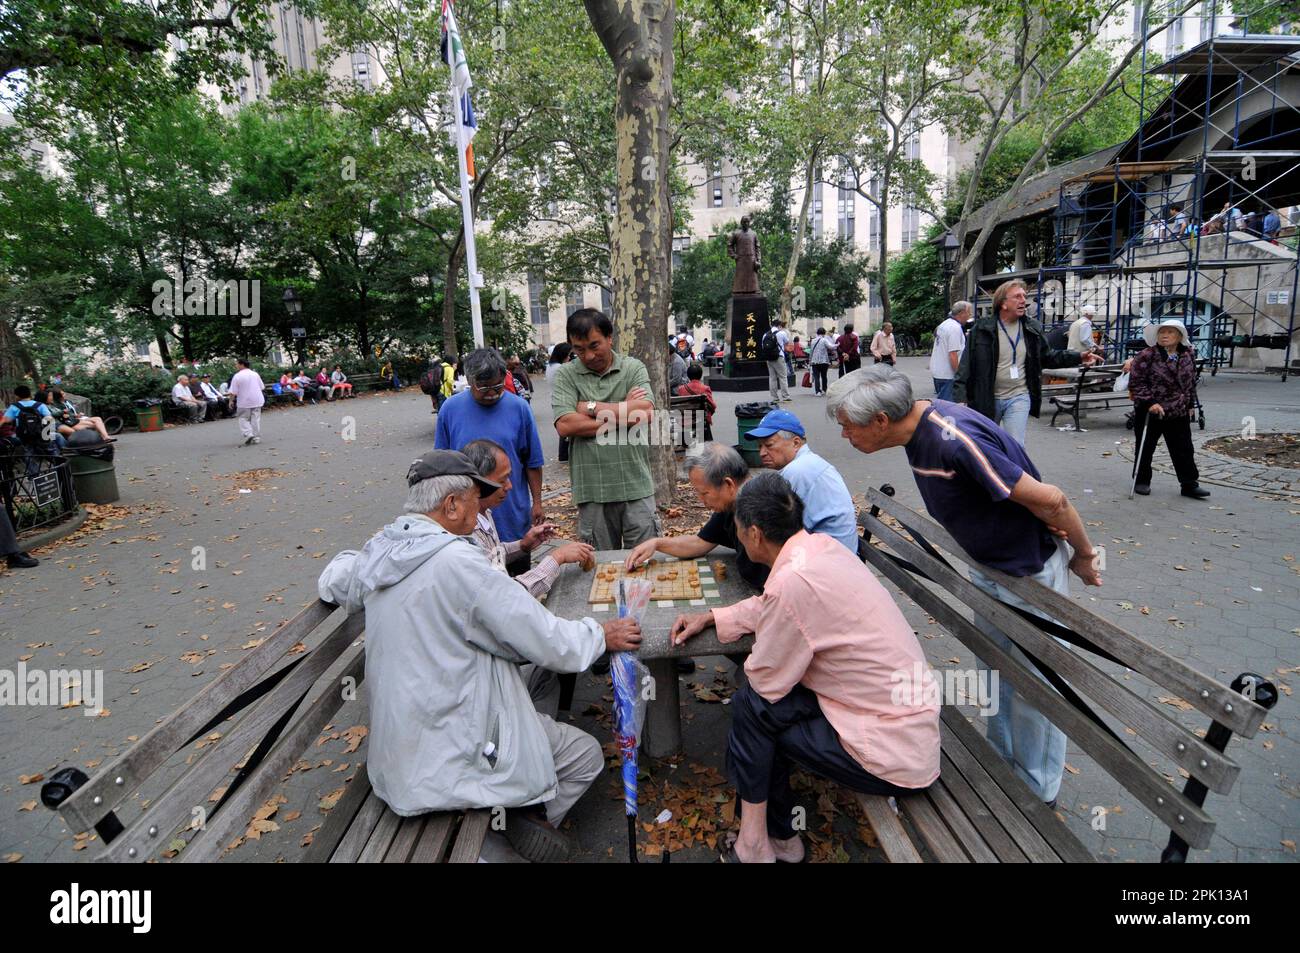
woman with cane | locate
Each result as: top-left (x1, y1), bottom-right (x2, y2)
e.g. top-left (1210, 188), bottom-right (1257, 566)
top-left (1129, 319), bottom-right (1209, 499)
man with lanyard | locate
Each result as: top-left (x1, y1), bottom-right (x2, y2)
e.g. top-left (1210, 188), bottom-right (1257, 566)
top-left (953, 280), bottom-right (1096, 445)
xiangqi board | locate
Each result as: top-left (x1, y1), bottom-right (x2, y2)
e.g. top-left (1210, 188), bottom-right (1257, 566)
top-left (587, 558), bottom-right (708, 604)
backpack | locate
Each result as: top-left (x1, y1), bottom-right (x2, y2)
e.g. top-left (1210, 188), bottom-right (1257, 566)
top-left (15, 402), bottom-right (53, 446)
top-left (419, 366), bottom-right (439, 395)
top-left (759, 330), bottom-right (782, 361)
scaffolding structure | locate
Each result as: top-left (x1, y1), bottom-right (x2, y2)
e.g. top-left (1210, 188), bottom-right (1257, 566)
top-left (987, 1), bottom-right (1300, 379)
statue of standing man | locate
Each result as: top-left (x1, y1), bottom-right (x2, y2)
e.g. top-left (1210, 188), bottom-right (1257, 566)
top-left (728, 215), bottom-right (761, 295)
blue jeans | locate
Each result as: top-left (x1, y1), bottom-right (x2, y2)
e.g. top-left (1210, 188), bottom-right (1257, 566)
top-left (933, 377), bottom-right (954, 401)
top-left (967, 539), bottom-right (1070, 803)
top-left (994, 392), bottom-right (1031, 446)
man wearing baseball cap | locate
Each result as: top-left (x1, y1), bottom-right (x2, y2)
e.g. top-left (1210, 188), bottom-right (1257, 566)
top-left (318, 448), bottom-right (642, 861)
top-left (748, 408), bottom-right (859, 553)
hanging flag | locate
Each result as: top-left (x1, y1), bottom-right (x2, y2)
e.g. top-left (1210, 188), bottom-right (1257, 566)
top-left (441, 0), bottom-right (476, 179)
top-left (440, 0), bottom-right (472, 91)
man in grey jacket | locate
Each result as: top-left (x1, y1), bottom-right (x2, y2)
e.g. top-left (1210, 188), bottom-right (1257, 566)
top-left (318, 449), bottom-right (641, 861)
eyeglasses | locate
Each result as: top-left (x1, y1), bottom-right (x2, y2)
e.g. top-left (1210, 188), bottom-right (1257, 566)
top-left (473, 381), bottom-right (506, 395)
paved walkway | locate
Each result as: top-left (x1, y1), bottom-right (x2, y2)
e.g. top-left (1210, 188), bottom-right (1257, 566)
top-left (1, 365), bottom-right (1295, 862)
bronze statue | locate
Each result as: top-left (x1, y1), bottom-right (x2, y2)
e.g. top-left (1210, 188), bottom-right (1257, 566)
top-left (727, 215), bottom-right (761, 295)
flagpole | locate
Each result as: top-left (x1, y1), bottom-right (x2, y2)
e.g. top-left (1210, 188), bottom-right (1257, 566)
top-left (451, 83), bottom-right (485, 348)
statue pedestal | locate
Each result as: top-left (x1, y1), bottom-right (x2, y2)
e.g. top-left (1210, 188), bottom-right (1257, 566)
top-left (712, 294), bottom-right (770, 393)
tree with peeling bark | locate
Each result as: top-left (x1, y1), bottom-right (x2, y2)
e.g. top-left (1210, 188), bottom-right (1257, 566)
top-left (943, 0), bottom-right (1199, 299)
top-left (583, 0), bottom-right (676, 504)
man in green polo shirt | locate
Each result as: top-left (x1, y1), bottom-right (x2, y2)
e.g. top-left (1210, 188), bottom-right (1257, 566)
top-left (552, 308), bottom-right (660, 549)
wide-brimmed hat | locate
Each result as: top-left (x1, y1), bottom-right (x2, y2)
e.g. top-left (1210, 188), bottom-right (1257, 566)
top-left (1143, 319), bottom-right (1190, 348)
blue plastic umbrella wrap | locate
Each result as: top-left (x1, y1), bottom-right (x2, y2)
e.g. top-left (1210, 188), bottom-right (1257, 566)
top-left (612, 578), bottom-right (655, 861)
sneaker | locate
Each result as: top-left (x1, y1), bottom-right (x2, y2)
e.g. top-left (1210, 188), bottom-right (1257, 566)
top-left (1181, 485), bottom-right (1210, 499)
top-left (251, 437), bottom-right (261, 444)
top-left (243, 436), bottom-right (254, 446)
top-left (1134, 482), bottom-right (1150, 495)
top-left (6, 552), bottom-right (38, 569)
top-left (503, 807), bottom-right (572, 863)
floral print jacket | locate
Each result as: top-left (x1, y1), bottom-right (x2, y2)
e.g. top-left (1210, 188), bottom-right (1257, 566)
top-left (1130, 345), bottom-right (1197, 417)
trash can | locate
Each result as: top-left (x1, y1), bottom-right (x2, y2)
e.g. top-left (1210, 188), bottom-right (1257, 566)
top-left (134, 399), bottom-right (164, 433)
top-left (65, 451), bottom-right (120, 504)
top-left (735, 401), bottom-right (775, 469)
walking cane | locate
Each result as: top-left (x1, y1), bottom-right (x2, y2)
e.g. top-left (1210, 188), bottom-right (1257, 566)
top-left (1129, 412), bottom-right (1150, 500)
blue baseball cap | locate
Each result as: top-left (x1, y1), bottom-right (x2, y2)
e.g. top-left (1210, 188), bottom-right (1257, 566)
top-left (747, 408), bottom-right (806, 439)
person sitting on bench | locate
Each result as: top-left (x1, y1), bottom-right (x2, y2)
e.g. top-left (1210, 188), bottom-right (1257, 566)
top-left (48, 388), bottom-right (112, 441)
top-left (317, 448), bottom-right (641, 862)
top-left (329, 365), bottom-right (353, 398)
top-left (670, 471), bottom-right (939, 863)
top-left (826, 364), bottom-right (1103, 806)
top-left (170, 375), bottom-right (204, 422)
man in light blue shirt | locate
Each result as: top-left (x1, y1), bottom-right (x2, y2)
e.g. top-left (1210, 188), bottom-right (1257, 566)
top-left (750, 408), bottom-right (859, 553)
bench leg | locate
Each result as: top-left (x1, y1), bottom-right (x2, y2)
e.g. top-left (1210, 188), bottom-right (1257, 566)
top-left (643, 658), bottom-right (681, 759)
top-left (557, 672), bottom-right (576, 713)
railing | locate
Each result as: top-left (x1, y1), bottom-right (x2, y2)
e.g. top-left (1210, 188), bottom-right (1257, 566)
top-left (0, 447), bottom-right (78, 534)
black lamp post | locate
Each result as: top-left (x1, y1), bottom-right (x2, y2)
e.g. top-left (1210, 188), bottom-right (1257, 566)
top-left (283, 288), bottom-right (305, 365)
top-left (933, 229), bottom-right (961, 310)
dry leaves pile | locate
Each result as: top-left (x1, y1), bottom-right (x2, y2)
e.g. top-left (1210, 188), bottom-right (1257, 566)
top-left (542, 481), bottom-right (711, 543)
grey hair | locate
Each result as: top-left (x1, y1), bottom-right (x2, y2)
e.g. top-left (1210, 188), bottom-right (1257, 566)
top-left (825, 365), bottom-right (914, 425)
top-left (951, 300), bottom-right (973, 318)
top-left (404, 474), bottom-right (474, 514)
top-left (461, 438), bottom-right (507, 477)
top-left (463, 347), bottom-right (507, 384)
top-left (772, 429), bottom-right (802, 443)
top-left (684, 441), bottom-right (748, 487)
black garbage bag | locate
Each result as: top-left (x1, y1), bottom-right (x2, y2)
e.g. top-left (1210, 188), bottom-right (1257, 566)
top-left (735, 401), bottom-right (775, 419)
top-left (134, 397), bottom-right (164, 408)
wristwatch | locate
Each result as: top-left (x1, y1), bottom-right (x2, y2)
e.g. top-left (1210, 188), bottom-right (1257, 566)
top-left (585, 400), bottom-right (597, 417)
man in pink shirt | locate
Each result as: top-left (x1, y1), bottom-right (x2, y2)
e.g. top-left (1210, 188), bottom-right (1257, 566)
top-left (671, 471), bottom-right (939, 863)
top-left (229, 358), bottom-right (266, 446)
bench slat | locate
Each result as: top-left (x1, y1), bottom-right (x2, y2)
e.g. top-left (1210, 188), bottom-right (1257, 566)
top-left (938, 716), bottom-right (1068, 863)
top-left (63, 600), bottom-right (339, 833)
top-left (301, 767), bottom-right (373, 863)
top-left (383, 815), bottom-right (430, 864)
top-left (942, 709), bottom-right (1095, 863)
top-left (447, 810), bottom-right (491, 863)
top-left (862, 511), bottom-right (1242, 793)
top-left (866, 488), bottom-right (1264, 738)
top-left (923, 781), bottom-right (1001, 862)
top-left (861, 538), bottom-right (1217, 849)
top-left (854, 794), bottom-right (923, 863)
top-left (96, 613), bottom-right (365, 862)
top-left (408, 815), bottom-right (457, 864)
top-left (935, 752), bottom-right (1030, 862)
top-left (357, 806), bottom-right (404, 863)
top-left (897, 794), bottom-right (971, 862)
top-left (180, 646), bottom-right (366, 863)
top-left (329, 792), bottom-right (389, 864)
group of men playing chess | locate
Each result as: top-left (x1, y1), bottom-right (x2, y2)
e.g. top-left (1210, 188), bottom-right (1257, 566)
top-left (319, 310), bottom-right (1102, 862)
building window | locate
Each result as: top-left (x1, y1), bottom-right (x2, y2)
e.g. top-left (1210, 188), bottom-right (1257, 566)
top-left (134, 340), bottom-right (151, 359)
top-left (901, 196), bottom-right (919, 250)
top-left (869, 283), bottom-right (881, 309)
top-left (252, 60), bottom-right (264, 98)
top-left (905, 130), bottom-right (920, 161)
top-left (566, 285), bottom-right (585, 316)
top-left (811, 172), bottom-right (823, 238)
top-left (352, 51), bottom-right (371, 90)
top-left (600, 283), bottom-right (612, 316)
top-left (708, 161), bottom-right (724, 208)
top-left (672, 236), bottom-right (691, 272)
top-left (1166, 15), bottom-right (1183, 56)
top-left (837, 164), bottom-right (855, 240)
top-left (528, 272), bottom-right (546, 325)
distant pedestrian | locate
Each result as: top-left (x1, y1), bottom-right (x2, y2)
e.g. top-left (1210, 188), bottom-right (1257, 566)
top-left (229, 358), bottom-right (266, 446)
top-left (809, 327), bottom-right (833, 395)
top-left (930, 302), bottom-right (969, 401)
top-left (761, 319), bottom-right (791, 402)
top-left (870, 322), bottom-right (897, 365)
top-left (1128, 320), bottom-right (1208, 499)
top-left (836, 323), bottom-right (861, 377)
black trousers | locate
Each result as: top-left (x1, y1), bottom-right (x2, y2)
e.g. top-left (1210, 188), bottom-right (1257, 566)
top-left (726, 683), bottom-right (920, 839)
top-left (1, 506), bottom-right (20, 557)
top-left (1134, 405), bottom-right (1199, 488)
top-left (837, 356), bottom-right (861, 378)
top-left (811, 363), bottom-right (829, 394)
top-left (506, 550), bottom-right (531, 578)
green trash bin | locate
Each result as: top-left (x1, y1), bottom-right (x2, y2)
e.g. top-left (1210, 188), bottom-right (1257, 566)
top-left (135, 404), bottom-right (164, 432)
top-left (735, 401), bottom-right (775, 469)
top-left (67, 452), bottom-right (121, 504)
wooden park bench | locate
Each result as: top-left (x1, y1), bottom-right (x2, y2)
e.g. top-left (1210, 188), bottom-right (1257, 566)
top-left (345, 372), bottom-right (383, 392)
top-left (40, 600), bottom-right (488, 863)
top-left (1049, 390), bottom-right (1133, 431)
top-left (668, 392), bottom-right (711, 451)
top-left (853, 486), bottom-right (1277, 862)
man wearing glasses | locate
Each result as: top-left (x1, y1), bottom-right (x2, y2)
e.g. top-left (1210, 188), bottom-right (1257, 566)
top-left (435, 347), bottom-right (546, 577)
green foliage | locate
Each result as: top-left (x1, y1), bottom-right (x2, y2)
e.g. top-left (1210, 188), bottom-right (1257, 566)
top-left (886, 224), bottom-right (947, 340)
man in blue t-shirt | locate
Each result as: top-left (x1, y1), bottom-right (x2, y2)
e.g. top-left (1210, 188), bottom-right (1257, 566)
top-left (435, 348), bottom-right (545, 575)
top-left (825, 365), bottom-right (1102, 805)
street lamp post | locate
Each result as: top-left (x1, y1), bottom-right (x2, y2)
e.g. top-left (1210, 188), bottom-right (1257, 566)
top-left (283, 288), bottom-right (305, 366)
top-left (932, 229), bottom-right (961, 311)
